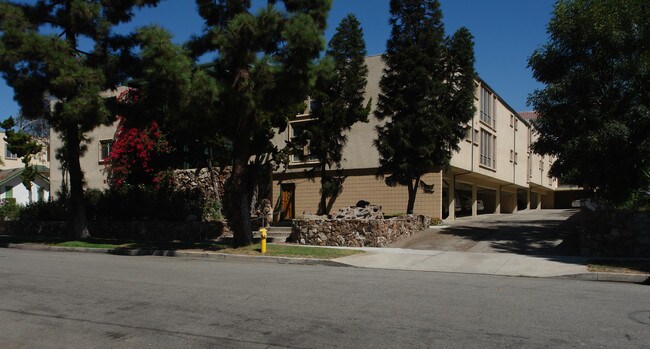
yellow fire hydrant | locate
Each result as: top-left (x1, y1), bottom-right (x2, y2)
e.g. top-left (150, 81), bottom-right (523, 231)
top-left (260, 228), bottom-right (267, 254)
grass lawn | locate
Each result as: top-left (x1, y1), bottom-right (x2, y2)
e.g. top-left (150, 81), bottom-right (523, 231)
top-left (0, 236), bottom-right (363, 259)
top-left (219, 243), bottom-right (364, 259)
top-left (588, 260), bottom-right (650, 274)
top-left (53, 241), bottom-right (126, 249)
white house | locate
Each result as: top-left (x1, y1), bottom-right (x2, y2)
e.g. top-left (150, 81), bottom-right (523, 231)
top-left (0, 167), bottom-right (50, 205)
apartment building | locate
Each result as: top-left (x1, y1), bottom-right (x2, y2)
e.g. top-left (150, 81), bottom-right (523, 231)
top-left (48, 56), bottom-right (563, 220)
top-left (271, 55), bottom-right (559, 221)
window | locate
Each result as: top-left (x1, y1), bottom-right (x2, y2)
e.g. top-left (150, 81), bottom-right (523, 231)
top-left (539, 159), bottom-right (544, 171)
top-left (514, 152), bottom-right (518, 164)
top-left (464, 125), bottom-right (472, 142)
top-left (528, 156), bottom-right (532, 179)
top-left (510, 114), bottom-right (514, 127)
top-left (288, 120), bottom-right (317, 163)
top-left (473, 129), bottom-right (479, 145)
top-left (5, 147), bottom-right (17, 160)
top-left (514, 118), bottom-right (519, 131)
top-left (99, 140), bottom-right (113, 163)
top-left (480, 129), bottom-right (496, 169)
top-left (308, 99), bottom-right (317, 114)
top-left (480, 86), bottom-right (495, 127)
top-left (38, 187), bottom-right (45, 202)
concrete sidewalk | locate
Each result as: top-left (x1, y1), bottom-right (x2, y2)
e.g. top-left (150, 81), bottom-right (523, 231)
top-left (331, 246), bottom-right (590, 277)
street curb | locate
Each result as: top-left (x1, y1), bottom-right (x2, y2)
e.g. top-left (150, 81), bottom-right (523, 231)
top-left (1, 243), bottom-right (352, 268)
top-left (557, 272), bottom-right (650, 284)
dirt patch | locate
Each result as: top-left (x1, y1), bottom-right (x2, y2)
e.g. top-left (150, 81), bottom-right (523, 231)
top-left (588, 260), bottom-right (650, 274)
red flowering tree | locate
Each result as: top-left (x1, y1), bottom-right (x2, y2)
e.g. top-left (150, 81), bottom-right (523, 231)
top-left (105, 90), bottom-right (172, 189)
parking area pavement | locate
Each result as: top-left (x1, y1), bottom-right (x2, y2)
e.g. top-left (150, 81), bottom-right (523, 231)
top-left (389, 209), bottom-right (581, 256)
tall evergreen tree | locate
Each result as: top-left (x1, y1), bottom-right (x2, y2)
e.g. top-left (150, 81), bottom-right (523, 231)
top-left (0, 0), bottom-right (159, 237)
top-left (187, 0), bottom-right (331, 246)
top-left (528, 0), bottom-right (650, 204)
top-left (374, 0), bottom-right (476, 214)
top-left (295, 14), bottom-right (370, 215)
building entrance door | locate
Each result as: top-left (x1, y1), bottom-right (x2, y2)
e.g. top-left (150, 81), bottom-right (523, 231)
top-left (280, 183), bottom-right (295, 221)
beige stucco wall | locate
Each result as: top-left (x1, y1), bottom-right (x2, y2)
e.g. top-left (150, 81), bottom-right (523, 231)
top-left (49, 87), bottom-right (126, 198)
top-left (273, 170), bottom-right (443, 219)
top-left (527, 130), bottom-right (558, 191)
top-left (450, 80), bottom-right (532, 189)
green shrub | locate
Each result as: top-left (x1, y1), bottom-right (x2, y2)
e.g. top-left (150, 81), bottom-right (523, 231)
top-left (0, 199), bottom-right (22, 221)
top-left (12, 185), bottom-right (224, 222)
top-left (19, 199), bottom-right (69, 221)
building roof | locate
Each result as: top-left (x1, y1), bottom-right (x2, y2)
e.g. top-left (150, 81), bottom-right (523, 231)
top-left (518, 111), bottom-right (539, 121)
top-left (0, 167), bottom-right (50, 186)
top-left (0, 168), bottom-right (24, 186)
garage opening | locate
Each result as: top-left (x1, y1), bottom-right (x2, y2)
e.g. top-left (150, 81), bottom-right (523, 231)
top-left (531, 192), bottom-right (540, 209)
top-left (517, 189), bottom-right (529, 211)
top-left (477, 187), bottom-right (496, 215)
top-left (454, 182), bottom-right (473, 217)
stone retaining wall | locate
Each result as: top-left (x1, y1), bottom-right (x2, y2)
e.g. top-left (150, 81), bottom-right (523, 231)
top-left (173, 167), bottom-right (231, 201)
top-left (0, 221), bottom-right (227, 242)
top-left (580, 209), bottom-right (650, 257)
top-left (288, 215), bottom-right (431, 247)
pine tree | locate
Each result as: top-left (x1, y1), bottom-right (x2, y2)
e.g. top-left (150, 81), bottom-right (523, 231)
top-left (0, 1), bottom-right (159, 237)
top-left (187, 0), bottom-right (331, 246)
top-left (374, 0), bottom-right (476, 214)
top-left (295, 14), bottom-right (371, 215)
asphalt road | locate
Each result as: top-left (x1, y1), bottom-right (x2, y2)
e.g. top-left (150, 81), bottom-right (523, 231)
top-left (1, 249), bottom-right (649, 348)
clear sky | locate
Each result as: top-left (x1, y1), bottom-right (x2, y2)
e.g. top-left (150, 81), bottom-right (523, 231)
top-left (0, 0), bottom-right (556, 121)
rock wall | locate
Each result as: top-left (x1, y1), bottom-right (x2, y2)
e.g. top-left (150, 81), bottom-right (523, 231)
top-left (173, 167), bottom-right (231, 201)
top-left (288, 215), bottom-right (431, 247)
top-left (580, 209), bottom-right (650, 257)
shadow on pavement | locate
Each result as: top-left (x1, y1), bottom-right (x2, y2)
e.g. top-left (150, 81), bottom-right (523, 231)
top-left (390, 209), bottom-right (583, 259)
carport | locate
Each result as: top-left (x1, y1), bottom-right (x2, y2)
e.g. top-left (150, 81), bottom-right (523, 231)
top-left (477, 187), bottom-right (497, 215)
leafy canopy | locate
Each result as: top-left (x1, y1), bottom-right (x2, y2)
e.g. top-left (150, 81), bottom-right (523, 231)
top-left (187, 0), bottom-right (331, 246)
top-left (528, 0), bottom-right (650, 204)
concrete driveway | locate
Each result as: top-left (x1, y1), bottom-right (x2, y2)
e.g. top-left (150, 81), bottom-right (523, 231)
top-left (389, 209), bottom-right (581, 256)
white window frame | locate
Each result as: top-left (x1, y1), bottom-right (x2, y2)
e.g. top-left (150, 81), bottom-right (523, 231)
top-left (99, 140), bottom-right (113, 164)
top-left (480, 129), bottom-right (496, 169)
top-left (5, 147), bottom-right (17, 160)
top-left (288, 118), bottom-right (318, 164)
top-left (480, 86), bottom-right (497, 129)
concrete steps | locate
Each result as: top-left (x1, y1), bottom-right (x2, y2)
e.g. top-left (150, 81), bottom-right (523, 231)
top-left (218, 225), bottom-right (292, 243)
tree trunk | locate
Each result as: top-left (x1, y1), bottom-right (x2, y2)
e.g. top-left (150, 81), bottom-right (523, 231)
top-left (228, 140), bottom-right (253, 247)
top-left (65, 124), bottom-right (90, 239)
top-left (406, 177), bottom-right (420, 214)
top-left (317, 164), bottom-right (327, 215)
top-left (26, 184), bottom-right (33, 204)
